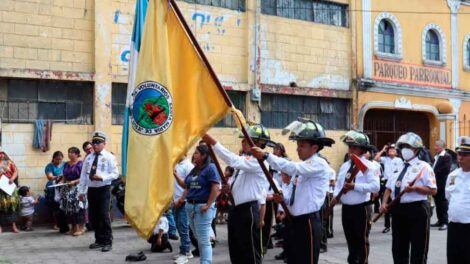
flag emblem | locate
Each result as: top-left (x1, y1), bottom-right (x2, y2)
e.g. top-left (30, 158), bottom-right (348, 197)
top-left (131, 81), bottom-right (173, 135)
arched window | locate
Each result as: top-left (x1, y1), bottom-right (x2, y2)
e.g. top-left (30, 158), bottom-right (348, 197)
top-left (467, 40), bottom-right (470, 67)
top-left (426, 30), bottom-right (440, 61)
top-left (378, 20), bottom-right (395, 53)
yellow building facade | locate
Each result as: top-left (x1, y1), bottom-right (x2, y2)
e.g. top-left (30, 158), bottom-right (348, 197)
top-left (353, 0), bottom-right (470, 151)
top-left (0, 0), bottom-right (352, 193)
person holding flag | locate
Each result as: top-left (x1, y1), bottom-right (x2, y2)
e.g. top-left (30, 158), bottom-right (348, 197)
top-left (332, 130), bottom-right (380, 264)
top-left (122, 0), bottom-right (233, 240)
top-left (251, 119), bottom-right (335, 264)
top-left (380, 132), bottom-right (436, 264)
top-left (202, 124), bottom-right (271, 264)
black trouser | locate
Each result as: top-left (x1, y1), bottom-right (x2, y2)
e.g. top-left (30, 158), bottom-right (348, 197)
top-left (380, 180), bottom-right (391, 228)
top-left (342, 203), bottom-right (372, 264)
top-left (286, 211), bottom-right (322, 264)
top-left (447, 222), bottom-right (470, 264)
top-left (88, 186), bottom-right (113, 245)
top-left (324, 193), bottom-right (334, 238)
top-left (320, 195), bottom-right (329, 250)
top-left (433, 185), bottom-right (448, 225)
top-left (391, 201), bottom-right (430, 264)
top-left (262, 200), bottom-right (274, 253)
top-left (228, 201), bottom-right (261, 264)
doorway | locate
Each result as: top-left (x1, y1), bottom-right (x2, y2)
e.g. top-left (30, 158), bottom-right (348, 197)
top-left (364, 109), bottom-right (430, 149)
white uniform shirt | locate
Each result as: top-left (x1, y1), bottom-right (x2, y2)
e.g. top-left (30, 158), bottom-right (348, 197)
top-left (278, 181), bottom-right (293, 213)
top-left (174, 159), bottom-right (194, 202)
top-left (213, 143), bottom-right (268, 206)
top-left (153, 216), bottom-right (169, 234)
top-left (386, 156), bottom-right (436, 203)
top-left (266, 153), bottom-right (330, 216)
top-left (78, 150), bottom-right (119, 193)
top-left (380, 156), bottom-right (404, 181)
top-left (446, 168), bottom-right (470, 224)
top-left (334, 156), bottom-right (380, 205)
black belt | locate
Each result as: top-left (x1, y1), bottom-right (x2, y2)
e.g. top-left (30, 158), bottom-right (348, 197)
top-left (342, 201), bottom-right (372, 207)
top-left (187, 199), bottom-right (206, 204)
top-left (397, 200), bottom-right (428, 206)
top-left (292, 211), bottom-right (321, 222)
top-left (234, 200), bottom-right (258, 208)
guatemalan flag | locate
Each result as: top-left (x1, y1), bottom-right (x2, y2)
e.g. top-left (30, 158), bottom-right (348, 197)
top-left (121, 0), bottom-right (148, 177)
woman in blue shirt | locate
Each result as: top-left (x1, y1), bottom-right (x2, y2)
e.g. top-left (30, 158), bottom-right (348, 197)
top-left (181, 145), bottom-right (220, 264)
top-left (44, 151), bottom-right (68, 233)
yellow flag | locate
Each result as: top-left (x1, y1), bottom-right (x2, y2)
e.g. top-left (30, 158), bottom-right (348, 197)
top-left (124, 0), bottom-right (231, 238)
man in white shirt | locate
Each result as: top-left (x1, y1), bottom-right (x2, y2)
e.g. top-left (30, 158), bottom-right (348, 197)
top-left (446, 136), bottom-right (470, 263)
top-left (202, 123), bottom-right (272, 264)
top-left (78, 131), bottom-right (119, 252)
top-left (380, 132), bottom-right (436, 264)
top-left (252, 119), bottom-right (334, 264)
top-left (374, 143), bottom-right (403, 233)
top-left (332, 130), bottom-right (380, 264)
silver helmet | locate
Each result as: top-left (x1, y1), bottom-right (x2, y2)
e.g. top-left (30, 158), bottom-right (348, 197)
top-left (396, 132), bottom-right (424, 149)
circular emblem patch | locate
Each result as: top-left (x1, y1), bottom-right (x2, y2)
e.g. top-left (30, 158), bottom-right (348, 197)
top-left (395, 181), bottom-right (401, 188)
top-left (131, 81), bottom-right (173, 136)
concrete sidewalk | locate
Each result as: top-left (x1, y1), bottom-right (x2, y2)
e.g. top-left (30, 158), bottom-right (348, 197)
top-left (0, 207), bottom-right (447, 263)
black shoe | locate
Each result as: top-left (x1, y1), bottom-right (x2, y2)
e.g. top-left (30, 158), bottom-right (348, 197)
top-left (430, 221), bottom-right (441, 227)
top-left (125, 251), bottom-right (147, 262)
top-left (320, 247), bottom-right (327, 253)
top-left (439, 224), bottom-right (448, 231)
top-left (192, 248), bottom-right (200, 257)
top-left (169, 234), bottom-right (179, 240)
top-left (89, 243), bottom-right (105, 249)
top-left (267, 240), bottom-right (274, 249)
top-left (275, 252), bottom-right (285, 260)
top-left (327, 232), bottom-right (334, 238)
top-left (382, 227), bottom-right (390, 233)
top-left (101, 244), bottom-right (112, 252)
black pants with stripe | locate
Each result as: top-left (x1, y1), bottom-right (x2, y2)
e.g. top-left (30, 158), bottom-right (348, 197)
top-left (262, 200), bottom-right (274, 253)
top-left (391, 201), bottom-right (430, 264)
top-left (228, 201), bottom-right (261, 264)
top-left (286, 211), bottom-right (322, 264)
top-left (342, 203), bottom-right (372, 264)
top-left (447, 222), bottom-right (470, 264)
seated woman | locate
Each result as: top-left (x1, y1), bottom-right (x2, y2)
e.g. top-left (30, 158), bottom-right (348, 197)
top-left (0, 151), bottom-right (19, 233)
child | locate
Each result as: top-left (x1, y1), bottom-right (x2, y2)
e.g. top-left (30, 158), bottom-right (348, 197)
top-left (215, 166), bottom-right (234, 224)
top-left (18, 186), bottom-right (39, 231)
top-left (147, 214), bottom-right (172, 253)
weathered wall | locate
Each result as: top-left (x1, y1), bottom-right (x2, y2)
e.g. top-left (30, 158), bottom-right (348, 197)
top-left (1, 124), bottom-right (94, 193)
top-left (0, 0), bottom-right (95, 73)
top-left (259, 15), bottom-right (351, 90)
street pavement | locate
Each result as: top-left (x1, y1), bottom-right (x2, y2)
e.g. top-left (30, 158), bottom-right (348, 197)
top-left (0, 206), bottom-right (447, 264)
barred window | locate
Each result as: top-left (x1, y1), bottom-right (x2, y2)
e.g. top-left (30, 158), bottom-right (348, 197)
top-left (182, 0), bottom-right (246, 11)
top-left (215, 90), bottom-right (246, 127)
top-left (261, 94), bottom-right (349, 129)
top-left (261, 0), bottom-right (348, 27)
top-left (112, 83), bottom-right (127, 125)
top-left (0, 79), bottom-right (93, 124)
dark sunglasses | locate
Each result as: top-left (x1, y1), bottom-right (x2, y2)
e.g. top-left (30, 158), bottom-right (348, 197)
top-left (91, 140), bottom-right (104, 145)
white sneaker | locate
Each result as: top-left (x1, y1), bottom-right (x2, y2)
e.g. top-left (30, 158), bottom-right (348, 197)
top-left (173, 252), bottom-right (193, 260)
top-left (173, 254), bottom-right (183, 260)
top-left (173, 256), bottom-right (188, 264)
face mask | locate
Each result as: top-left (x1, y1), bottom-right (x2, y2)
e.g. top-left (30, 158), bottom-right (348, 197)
top-left (401, 148), bottom-right (415, 161)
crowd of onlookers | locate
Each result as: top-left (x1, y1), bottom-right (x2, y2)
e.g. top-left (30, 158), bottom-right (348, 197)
top-left (0, 141), bottom-right (96, 235)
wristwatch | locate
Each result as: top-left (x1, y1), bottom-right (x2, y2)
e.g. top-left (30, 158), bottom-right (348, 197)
top-left (262, 152), bottom-right (269, 161)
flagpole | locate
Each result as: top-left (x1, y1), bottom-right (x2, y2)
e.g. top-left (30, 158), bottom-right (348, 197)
top-left (169, 0), bottom-right (292, 220)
